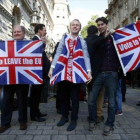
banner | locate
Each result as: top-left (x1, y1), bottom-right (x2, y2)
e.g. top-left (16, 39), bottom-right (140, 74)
top-left (50, 34), bottom-right (88, 85)
top-left (0, 40), bottom-right (43, 85)
top-left (112, 21), bottom-right (140, 75)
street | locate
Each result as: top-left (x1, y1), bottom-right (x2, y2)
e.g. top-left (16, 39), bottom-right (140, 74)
top-left (0, 87), bottom-right (140, 140)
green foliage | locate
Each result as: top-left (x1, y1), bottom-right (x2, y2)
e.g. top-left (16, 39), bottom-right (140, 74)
top-left (81, 15), bottom-right (99, 38)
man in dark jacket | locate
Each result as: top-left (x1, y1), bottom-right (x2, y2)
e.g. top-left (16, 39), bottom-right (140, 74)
top-left (30, 24), bottom-right (50, 122)
top-left (88, 17), bottom-right (120, 136)
top-left (0, 25), bottom-right (29, 133)
top-left (85, 25), bottom-right (105, 124)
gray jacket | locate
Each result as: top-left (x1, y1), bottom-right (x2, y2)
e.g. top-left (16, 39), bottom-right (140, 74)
top-left (51, 35), bottom-right (91, 72)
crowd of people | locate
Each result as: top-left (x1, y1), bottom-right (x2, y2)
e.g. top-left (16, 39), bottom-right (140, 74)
top-left (0, 17), bottom-right (134, 136)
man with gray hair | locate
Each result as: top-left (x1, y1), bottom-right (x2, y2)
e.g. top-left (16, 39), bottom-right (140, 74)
top-left (0, 25), bottom-right (29, 133)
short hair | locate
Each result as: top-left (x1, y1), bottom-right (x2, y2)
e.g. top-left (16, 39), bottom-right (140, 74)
top-left (13, 25), bottom-right (26, 34)
top-left (20, 26), bottom-right (26, 34)
top-left (70, 19), bottom-right (81, 29)
top-left (137, 17), bottom-right (140, 21)
top-left (34, 24), bottom-right (45, 34)
top-left (96, 17), bottom-right (108, 24)
top-left (87, 25), bottom-right (98, 35)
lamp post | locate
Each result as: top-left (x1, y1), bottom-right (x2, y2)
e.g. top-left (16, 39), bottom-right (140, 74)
top-left (30, 8), bottom-right (40, 26)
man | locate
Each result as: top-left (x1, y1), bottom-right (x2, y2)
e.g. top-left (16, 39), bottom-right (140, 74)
top-left (30, 24), bottom-right (50, 122)
top-left (0, 25), bottom-right (29, 133)
top-left (48, 19), bottom-right (92, 131)
top-left (88, 17), bottom-right (120, 136)
top-left (85, 25), bottom-right (105, 123)
top-left (0, 86), bottom-right (3, 110)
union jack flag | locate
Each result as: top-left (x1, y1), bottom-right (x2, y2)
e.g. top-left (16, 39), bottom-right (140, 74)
top-left (0, 40), bottom-right (43, 85)
top-left (50, 35), bottom-right (88, 85)
top-left (112, 21), bottom-right (140, 75)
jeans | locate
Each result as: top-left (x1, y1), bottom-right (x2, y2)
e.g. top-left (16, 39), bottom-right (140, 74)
top-left (116, 79), bottom-right (122, 111)
top-left (88, 72), bottom-right (118, 127)
top-left (96, 87), bottom-right (105, 117)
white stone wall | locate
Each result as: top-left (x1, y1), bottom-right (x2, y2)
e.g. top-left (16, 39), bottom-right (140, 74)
top-left (0, 0), bottom-right (13, 40)
top-left (106, 0), bottom-right (140, 29)
top-left (52, 0), bottom-right (70, 43)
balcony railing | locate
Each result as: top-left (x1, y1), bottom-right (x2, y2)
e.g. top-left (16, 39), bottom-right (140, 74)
top-left (0, 0), bottom-right (12, 15)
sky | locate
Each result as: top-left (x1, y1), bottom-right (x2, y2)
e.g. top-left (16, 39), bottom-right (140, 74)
top-left (67, 0), bottom-right (108, 27)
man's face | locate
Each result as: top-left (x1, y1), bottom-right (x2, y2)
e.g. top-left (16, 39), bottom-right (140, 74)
top-left (97, 21), bottom-right (108, 34)
top-left (39, 27), bottom-right (47, 37)
top-left (13, 26), bottom-right (25, 40)
top-left (70, 20), bottom-right (81, 35)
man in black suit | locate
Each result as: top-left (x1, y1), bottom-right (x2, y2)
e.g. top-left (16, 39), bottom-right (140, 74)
top-left (0, 25), bottom-right (29, 133)
top-left (30, 24), bottom-right (50, 122)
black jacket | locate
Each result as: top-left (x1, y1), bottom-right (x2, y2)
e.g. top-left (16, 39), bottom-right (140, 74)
top-left (32, 36), bottom-right (50, 79)
top-left (85, 34), bottom-right (106, 80)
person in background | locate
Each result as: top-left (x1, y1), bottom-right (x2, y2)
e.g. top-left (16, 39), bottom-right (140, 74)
top-left (0, 25), bottom-right (29, 133)
top-left (85, 25), bottom-right (105, 123)
top-left (0, 86), bottom-right (3, 110)
top-left (30, 24), bottom-right (50, 122)
top-left (116, 68), bottom-right (124, 116)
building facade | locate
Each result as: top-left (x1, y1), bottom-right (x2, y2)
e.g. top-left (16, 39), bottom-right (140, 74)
top-left (0, 0), bottom-right (34, 40)
top-left (52, 0), bottom-right (71, 43)
top-left (105, 0), bottom-right (140, 88)
top-left (105, 0), bottom-right (140, 29)
top-left (0, 0), bottom-right (71, 54)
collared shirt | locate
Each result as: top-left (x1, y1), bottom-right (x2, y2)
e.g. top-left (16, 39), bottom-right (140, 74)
top-left (35, 34), bottom-right (41, 39)
top-left (100, 36), bottom-right (120, 72)
top-left (69, 34), bottom-right (78, 41)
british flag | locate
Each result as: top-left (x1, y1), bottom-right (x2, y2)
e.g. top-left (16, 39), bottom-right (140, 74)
top-left (0, 40), bottom-right (43, 85)
top-left (50, 35), bottom-right (88, 85)
top-left (112, 21), bottom-right (140, 75)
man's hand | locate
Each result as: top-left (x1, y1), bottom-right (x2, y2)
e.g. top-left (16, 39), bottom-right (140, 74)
top-left (48, 67), bottom-right (53, 78)
top-left (86, 71), bottom-right (92, 84)
top-left (105, 29), bottom-right (115, 38)
top-left (41, 36), bottom-right (47, 44)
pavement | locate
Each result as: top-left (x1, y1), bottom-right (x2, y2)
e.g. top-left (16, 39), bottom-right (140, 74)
top-left (1, 87), bottom-right (140, 140)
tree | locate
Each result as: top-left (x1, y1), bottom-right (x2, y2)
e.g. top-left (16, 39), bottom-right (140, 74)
top-left (81, 15), bottom-right (99, 38)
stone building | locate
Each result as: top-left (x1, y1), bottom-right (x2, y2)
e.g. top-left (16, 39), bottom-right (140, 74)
top-left (105, 0), bottom-right (140, 29)
top-left (105, 0), bottom-right (140, 88)
top-left (33, 0), bottom-right (55, 54)
top-left (52, 0), bottom-right (71, 43)
top-left (0, 0), bottom-right (34, 40)
top-left (0, 0), bottom-right (71, 54)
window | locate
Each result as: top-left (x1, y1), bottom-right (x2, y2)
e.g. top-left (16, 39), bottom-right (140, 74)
top-left (125, 2), bottom-right (128, 10)
top-left (134, 0), bottom-right (138, 7)
top-left (57, 16), bottom-right (59, 18)
top-left (63, 16), bottom-right (65, 19)
top-left (0, 27), bottom-right (3, 33)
